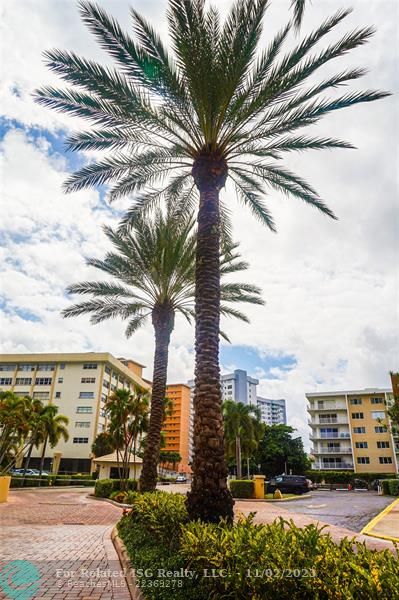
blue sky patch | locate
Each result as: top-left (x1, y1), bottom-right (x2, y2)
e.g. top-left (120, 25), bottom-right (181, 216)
top-left (220, 344), bottom-right (296, 379)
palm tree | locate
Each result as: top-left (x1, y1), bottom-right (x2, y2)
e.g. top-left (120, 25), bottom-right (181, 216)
top-left (0, 392), bottom-right (32, 472)
top-left (105, 387), bottom-right (150, 489)
top-left (63, 211), bottom-right (263, 491)
top-left (223, 401), bottom-right (264, 479)
top-left (36, 0), bottom-right (388, 520)
top-left (22, 398), bottom-right (47, 486)
top-left (38, 406), bottom-right (69, 479)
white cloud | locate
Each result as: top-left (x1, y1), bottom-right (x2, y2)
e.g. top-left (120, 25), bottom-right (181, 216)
top-left (1, 0), bottom-right (398, 451)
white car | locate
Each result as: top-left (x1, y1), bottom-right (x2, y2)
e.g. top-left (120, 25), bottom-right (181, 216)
top-left (176, 474), bottom-right (188, 483)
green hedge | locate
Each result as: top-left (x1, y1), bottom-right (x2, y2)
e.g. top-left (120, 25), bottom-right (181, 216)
top-left (117, 491), bottom-right (399, 599)
top-left (229, 479), bottom-right (254, 498)
top-left (382, 479), bottom-right (399, 496)
top-left (306, 471), bottom-right (394, 484)
top-left (94, 478), bottom-right (138, 498)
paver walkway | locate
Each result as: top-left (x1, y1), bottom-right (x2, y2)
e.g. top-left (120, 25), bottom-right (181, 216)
top-left (0, 488), bottom-right (129, 600)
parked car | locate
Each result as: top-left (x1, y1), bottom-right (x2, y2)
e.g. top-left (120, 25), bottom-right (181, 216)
top-left (267, 475), bottom-right (311, 495)
top-left (9, 468), bottom-right (24, 475)
top-left (176, 474), bottom-right (188, 483)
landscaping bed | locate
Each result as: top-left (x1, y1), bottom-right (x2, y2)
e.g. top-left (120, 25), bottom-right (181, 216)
top-left (117, 491), bottom-right (399, 599)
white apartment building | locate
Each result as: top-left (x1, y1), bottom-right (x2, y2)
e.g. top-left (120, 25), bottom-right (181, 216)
top-left (257, 396), bottom-right (287, 426)
top-left (0, 353), bottom-right (149, 473)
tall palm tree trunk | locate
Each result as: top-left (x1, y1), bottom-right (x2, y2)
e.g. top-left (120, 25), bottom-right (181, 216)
top-left (187, 155), bottom-right (234, 523)
top-left (22, 441), bottom-right (35, 487)
top-left (140, 304), bottom-right (174, 491)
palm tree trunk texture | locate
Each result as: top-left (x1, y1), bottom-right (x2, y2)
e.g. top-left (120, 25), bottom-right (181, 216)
top-left (140, 305), bottom-right (173, 491)
top-left (22, 441), bottom-right (34, 487)
top-left (187, 155), bottom-right (234, 522)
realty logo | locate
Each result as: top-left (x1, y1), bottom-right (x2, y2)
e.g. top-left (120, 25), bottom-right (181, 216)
top-left (0, 560), bottom-right (41, 599)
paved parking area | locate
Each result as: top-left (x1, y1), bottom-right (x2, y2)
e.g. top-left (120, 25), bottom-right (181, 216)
top-left (279, 490), bottom-right (394, 532)
top-left (0, 488), bottom-right (129, 600)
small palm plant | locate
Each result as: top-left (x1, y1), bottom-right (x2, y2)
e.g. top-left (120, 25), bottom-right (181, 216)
top-left (36, 0), bottom-right (388, 520)
top-left (63, 211), bottom-right (263, 490)
top-left (37, 405), bottom-right (69, 478)
top-left (105, 387), bottom-right (150, 488)
top-left (223, 401), bottom-right (264, 479)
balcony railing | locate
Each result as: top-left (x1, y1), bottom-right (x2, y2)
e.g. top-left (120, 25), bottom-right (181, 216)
top-left (308, 418), bottom-right (349, 425)
top-left (311, 447), bottom-right (352, 454)
top-left (310, 432), bottom-right (350, 440)
top-left (308, 405), bottom-right (347, 412)
top-left (312, 463), bottom-right (354, 470)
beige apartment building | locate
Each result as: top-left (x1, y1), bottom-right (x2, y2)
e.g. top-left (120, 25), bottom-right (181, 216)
top-left (0, 353), bottom-right (149, 473)
top-left (308, 388), bottom-right (399, 474)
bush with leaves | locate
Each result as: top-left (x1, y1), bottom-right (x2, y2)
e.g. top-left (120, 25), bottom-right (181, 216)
top-left (229, 479), bottom-right (254, 498)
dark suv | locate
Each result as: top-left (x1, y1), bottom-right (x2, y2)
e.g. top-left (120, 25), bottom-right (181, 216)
top-left (267, 475), bottom-right (311, 495)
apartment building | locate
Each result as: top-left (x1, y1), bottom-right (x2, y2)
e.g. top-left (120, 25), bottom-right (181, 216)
top-left (0, 352), bottom-right (149, 473)
top-left (163, 384), bottom-right (192, 473)
top-left (307, 388), bottom-right (399, 474)
top-left (220, 369), bottom-right (259, 405)
top-left (257, 396), bottom-right (287, 426)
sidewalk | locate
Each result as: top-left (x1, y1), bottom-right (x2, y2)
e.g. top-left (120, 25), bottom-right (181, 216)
top-left (0, 488), bottom-right (130, 600)
top-left (361, 497), bottom-right (399, 543)
top-left (235, 500), bottom-right (396, 552)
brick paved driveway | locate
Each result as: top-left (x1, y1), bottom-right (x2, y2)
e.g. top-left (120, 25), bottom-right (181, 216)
top-left (0, 488), bottom-right (129, 600)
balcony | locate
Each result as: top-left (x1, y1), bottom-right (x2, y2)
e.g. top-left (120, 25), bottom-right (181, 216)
top-left (312, 463), bottom-right (354, 470)
top-left (310, 432), bottom-right (350, 440)
top-left (308, 404), bottom-right (347, 412)
top-left (308, 418), bottom-right (348, 425)
top-left (311, 447), bottom-right (352, 454)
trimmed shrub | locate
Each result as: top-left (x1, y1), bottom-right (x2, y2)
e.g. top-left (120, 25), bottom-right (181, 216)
top-left (53, 477), bottom-right (71, 486)
top-left (179, 515), bottom-right (399, 598)
top-left (229, 479), bottom-right (254, 498)
top-left (307, 471), bottom-right (395, 485)
top-left (94, 478), bottom-right (138, 498)
top-left (382, 479), bottom-right (399, 496)
top-left (117, 491), bottom-right (399, 599)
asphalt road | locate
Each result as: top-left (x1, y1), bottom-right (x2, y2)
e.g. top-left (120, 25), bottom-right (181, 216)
top-left (157, 484), bottom-right (392, 533)
top-left (282, 490), bottom-right (393, 532)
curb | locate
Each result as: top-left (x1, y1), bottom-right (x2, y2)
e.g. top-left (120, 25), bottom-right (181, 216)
top-left (88, 494), bottom-right (132, 509)
top-left (111, 525), bottom-right (145, 600)
top-left (236, 493), bottom-right (313, 503)
top-left (360, 497), bottom-right (399, 543)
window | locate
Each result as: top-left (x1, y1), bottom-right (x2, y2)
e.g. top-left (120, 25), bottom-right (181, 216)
top-left (371, 411), bottom-right (385, 420)
top-left (76, 406), bottom-right (93, 414)
top-left (75, 421), bottom-right (91, 428)
top-left (58, 377), bottom-right (63, 384)
top-left (371, 397), bottom-right (384, 404)
top-left (103, 380), bottom-right (110, 389)
top-left (19, 364), bottom-right (36, 371)
top-left (83, 363), bottom-right (97, 370)
top-left (0, 378), bottom-right (13, 385)
top-left (0, 364), bottom-right (16, 371)
top-left (11, 375), bottom-right (29, 385)
top-left (14, 391), bottom-right (29, 397)
top-left (353, 427), bottom-right (366, 434)
top-left (81, 377), bottom-right (96, 384)
top-left (79, 391), bottom-right (94, 399)
top-left (105, 366), bottom-right (111, 374)
top-left (73, 437), bottom-right (89, 444)
top-left (350, 398), bottom-right (362, 405)
top-left (351, 412), bottom-right (364, 419)
top-left (379, 457), bottom-right (392, 464)
top-left (37, 364), bottom-right (55, 371)
top-left (101, 393), bottom-right (107, 402)
top-left (100, 408), bottom-right (106, 417)
top-left (55, 392), bottom-right (61, 399)
top-left (111, 384), bottom-right (116, 392)
top-left (97, 423), bottom-right (105, 433)
top-left (375, 426), bottom-right (387, 433)
top-left (357, 457), bottom-right (370, 464)
top-left (355, 442), bottom-right (368, 448)
top-left (33, 391), bottom-right (49, 400)
top-left (377, 441), bottom-right (390, 449)
top-left (35, 378), bottom-right (52, 385)
top-left (60, 363), bottom-right (65, 369)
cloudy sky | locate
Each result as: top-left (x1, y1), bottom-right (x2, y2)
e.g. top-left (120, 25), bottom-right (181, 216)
top-left (1, 0), bottom-right (398, 447)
